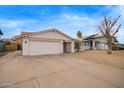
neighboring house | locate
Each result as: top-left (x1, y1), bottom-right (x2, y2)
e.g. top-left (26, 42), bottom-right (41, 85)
top-left (118, 44), bottom-right (124, 50)
top-left (82, 34), bottom-right (118, 50)
top-left (0, 40), bottom-right (5, 52)
top-left (82, 34), bottom-right (108, 50)
top-left (10, 32), bottom-right (32, 50)
top-left (0, 30), bottom-right (5, 52)
top-left (0, 29), bottom-right (3, 40)
top-left (22, 28), bottom-right (76, 56)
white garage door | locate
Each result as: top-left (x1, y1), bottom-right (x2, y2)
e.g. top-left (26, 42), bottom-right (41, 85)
top-left (28, 41), bottom-right (62, 55)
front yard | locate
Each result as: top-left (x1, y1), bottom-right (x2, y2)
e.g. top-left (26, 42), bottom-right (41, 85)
top-left (72, 50), bottom-right (124, 69)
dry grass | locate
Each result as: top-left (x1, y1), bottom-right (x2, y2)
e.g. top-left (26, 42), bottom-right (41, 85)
top-left (72, 50), bottom-right (124, 69)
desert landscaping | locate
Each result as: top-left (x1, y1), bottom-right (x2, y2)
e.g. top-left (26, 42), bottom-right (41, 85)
top-left (72, 50), bottom-right (124, 69)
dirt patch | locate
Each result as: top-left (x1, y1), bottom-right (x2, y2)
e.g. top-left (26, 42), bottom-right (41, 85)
top-left (72, 50), bottom-right (124, 69)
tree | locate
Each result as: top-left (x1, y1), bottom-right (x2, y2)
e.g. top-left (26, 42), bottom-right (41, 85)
top-left (76, 31), bottom-right (83, 52)
top-left (77, 31), bottom-right (82, 38)
top-left (99, 15), bottom-right (121, 54)
top-left (4, 39), bottom-right (11, 45)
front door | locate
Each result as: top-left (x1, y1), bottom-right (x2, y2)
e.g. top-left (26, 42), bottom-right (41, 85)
top-left (17, 45), bottom-right (21, 50)
top-left (63, 41), bottom-right (71, 53)
top-left (90, 41), bottom-right (93, 49)
top-left (63, 41), bottom-right (66, 52)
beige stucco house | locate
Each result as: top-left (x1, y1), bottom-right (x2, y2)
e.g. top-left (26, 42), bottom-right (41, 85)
top-left (22, 28), bottom-right (77, 56)
top-left (18, 28), bottom-right (116, 56)
top-left (82, 34), bottom-right (108, 50)
top-left (82, 34), bottom-right (119, 50)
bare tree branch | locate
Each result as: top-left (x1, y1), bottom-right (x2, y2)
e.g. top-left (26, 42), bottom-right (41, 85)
top-left (110, 15), bottom-right (121, 30)
top-left (99, 26), bottom-right (106, 36)
top-left (104, 17), bottom-right (108, 28)
top-left (108, 19), bottom-right (112, 28)
top-left (112, 24), bottom-right (121, 36)
top-left (102, 22), bottom-right (106, 30)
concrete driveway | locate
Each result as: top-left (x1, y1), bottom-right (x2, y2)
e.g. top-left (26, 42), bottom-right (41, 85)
top-left (0, 51), bottom-right (124, 88)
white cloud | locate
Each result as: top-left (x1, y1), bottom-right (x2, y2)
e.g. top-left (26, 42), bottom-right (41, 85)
top-left (0, 6), bottom-right (124, 43)
top-left (53, 14), bottom-right (102, 37)
top-left (111, 6), bottom-right (124, 19)
top-left (0, 13), bottom-right (101, 39)
top-left (53, 7), bottom-right (124, 43)
top-left (0, 19), bottom-right (37, 28)
top-left (61, 14), bottom-right (82, 21)
top-left (108, 6), bottom-right (124, 43)
top-left (0, 18), bottom-right (38, 38)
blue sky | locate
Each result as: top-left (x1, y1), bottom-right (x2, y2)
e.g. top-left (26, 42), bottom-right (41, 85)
top-left (0, 5), bottom-right (124, 43)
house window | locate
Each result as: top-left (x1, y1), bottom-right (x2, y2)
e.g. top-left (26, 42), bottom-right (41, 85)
top-left (95, 42), bottom-right (97, 47)
top-left (95, 41), bottom-right (100, 47)
top-left (84, 42), bottom-right (89, 46)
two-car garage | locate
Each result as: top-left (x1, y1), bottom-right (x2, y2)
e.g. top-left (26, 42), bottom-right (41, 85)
top-left (28, 40), bottom-right (63, 56)
top-left (22, 29), bottom-right (74, 56)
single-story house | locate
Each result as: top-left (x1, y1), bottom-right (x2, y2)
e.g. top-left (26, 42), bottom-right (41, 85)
top-left (14, 28), bottom-right (118, 56)
top-left (82, 34), bottom-right (108, 50)
top-left (22, 28), bottom-right (77, 56)
top-left (82, 34), bottom-right (118, 50)
top-left (0, 30), bottom-right (5, 52)
top-left (0, 29), bottom-right (3, 40)
top-left (0, 40), bottom-right (5, 52)
top-left (8, 32), bottom-right (32, 51)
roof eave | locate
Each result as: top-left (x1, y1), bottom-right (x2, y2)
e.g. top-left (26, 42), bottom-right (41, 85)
top-left (25, 28), bottom-right (75, 40)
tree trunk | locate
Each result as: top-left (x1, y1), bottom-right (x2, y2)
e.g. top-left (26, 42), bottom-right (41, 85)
top-left (107, 38), bottom-right (112, 54)
top-left (77, 42), bottom-right (81, 52)
top-left (107, 45), bottom-right (112, 54)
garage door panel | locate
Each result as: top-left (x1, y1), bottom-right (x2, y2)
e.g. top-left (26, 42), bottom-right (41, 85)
top-left (29, 41), bottom-right (62, 55)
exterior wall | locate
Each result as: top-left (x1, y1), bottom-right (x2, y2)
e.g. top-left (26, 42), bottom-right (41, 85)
top-left (93, 37), bottom-right (107, 43)
top-left (83, 37), bottom-right (108, 50)
top-left (22, 30), bottom-right (74, 56)
top-left (83, 41), bottom-right (90, 50)
top-left (60, 41), bottom-right (64, 53)
top-left (71, 41), bottom-right (74, 53)
top-left (97, 43), bottom-right (108, 50)
top-left (93, 37), bottom-right (107, 50)
top-left (84, 46), bottom-right (90, 50)
top-left (22, 38), bottom-right (29, 56)
top-left (30, 31), bottom-right (71, 42)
